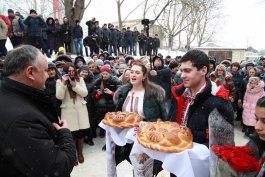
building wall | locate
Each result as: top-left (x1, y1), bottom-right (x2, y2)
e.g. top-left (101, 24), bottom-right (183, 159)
top-left (195, 48), bottom-right (246, 63)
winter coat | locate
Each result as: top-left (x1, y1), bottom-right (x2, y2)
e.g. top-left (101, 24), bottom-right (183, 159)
top-left (0, 18), bottom-right (8, 40)
top-left (93, 75), bottom-right (121, 120)
top-left (132, 30), bottom-right (140, 43)
top-left (109, 28), bottom-right (118, 45)
top-left (239, 76), bottom-right (250, 101)
top-left (231, 71), bottom-right (244, 101)
top-left (56, 77), bottom-right (90, 132)
top-left (102, 28), bottom-right (110, 43)
top-left (243, 81), bottom-right (265, 126)
top-left (168, 80), bottom-right (235, 147)
top-left (124, 30), bottom-right (133, 44)
top-left (84, 78), bottom-right (97, 129)
top-left (0, 78), bottom-right (76, 177)
top-left (114, 83), bottom-right (167, 122)
top-left (149, 58), bottom-right (172, 99)
top-left (61, 22), bottom-right (72, 43)
top-left (138, 34), bottom-right (147, 45)
top-left (152, 37), bottom-right (160, 49)
top-left (23, 16), bottom-right (46, 37)
top-left (7, 15), bottom-right (24, 37)
top-left (72, 25), bottom-right (83, 39)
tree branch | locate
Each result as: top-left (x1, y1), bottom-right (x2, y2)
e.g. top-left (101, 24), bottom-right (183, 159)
top-left (122, 0), bottom-right (145, 23)
top-left (84, 0), bottom-right (92, 9)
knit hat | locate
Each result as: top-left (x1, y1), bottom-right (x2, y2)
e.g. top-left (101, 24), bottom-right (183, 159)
top-left (100, 65), bottom-right (111, 73)
top-left (59, 47), bottom-right (65, 52)
top-left (78, 65), bottom-right (90, 74)
top-left (48, 62), bottom-right (56, 69)
top-left (95, 59), bottom-right (103, 66)
top-left (249, 77), bottom-right (260, 84)
top-left (118, 58), bottom-right (125, 63)
top-left (87, 59), bottom-right (94, 65)
top-left (119, 64), bottom-right (127, 69)
top-left (55, 61), bottom-right (65, 68)
top-left (8, 9), bottom-right (14, 14)
top-left (104, 60), bottom-right (110, 65)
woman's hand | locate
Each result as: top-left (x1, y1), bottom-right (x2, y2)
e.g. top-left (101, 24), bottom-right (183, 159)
top-left (69, 77), bottom-right (76, 87)
top-left (104, 88), bottom-right (113, 95)
top-left (62, 74), bottom-right (69, 85)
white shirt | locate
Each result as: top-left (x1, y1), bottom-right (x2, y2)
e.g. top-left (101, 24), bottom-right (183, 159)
top-left (122, 90), bottom-right (145, 119)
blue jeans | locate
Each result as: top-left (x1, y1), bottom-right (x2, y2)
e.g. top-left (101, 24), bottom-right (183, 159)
top-left (74, 38), bottom-right (83, 55)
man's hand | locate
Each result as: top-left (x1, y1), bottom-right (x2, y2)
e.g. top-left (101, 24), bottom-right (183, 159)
top-left (52, 120), bottom-right (69, 130)
top-left (150, 70), bottom-right (157, 76)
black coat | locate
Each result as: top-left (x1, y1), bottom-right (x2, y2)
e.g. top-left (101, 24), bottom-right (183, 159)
top-left (93, 76), bottom-right (121, 120)
top-left (168, 80), bottom-right (234, 147)
top-left (61, 22), bottom-right (72, 43)
top-left (0, 78), bottom-right (76, 177)
top-left (72, 25), bottom-right (83, 38)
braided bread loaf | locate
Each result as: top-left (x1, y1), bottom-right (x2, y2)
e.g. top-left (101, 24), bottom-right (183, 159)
top-left (137, 120), bottom-right (193, 153)
top-left (103, 111), bottom-right (143, 128)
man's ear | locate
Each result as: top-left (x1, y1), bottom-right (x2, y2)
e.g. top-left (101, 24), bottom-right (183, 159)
top-left (24, 65), bottom-right (35, 81)
top-left (201, 66), bottom-right (208, 75)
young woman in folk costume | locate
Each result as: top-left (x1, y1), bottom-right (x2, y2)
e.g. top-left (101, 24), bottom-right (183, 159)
top-left (113, 62), bottom-right (167, 177)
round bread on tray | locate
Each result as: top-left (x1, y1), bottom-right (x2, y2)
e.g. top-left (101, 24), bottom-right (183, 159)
top-left (136, 119), bottom-right (193, 153)
top-left (102, 111), bottom-right (143, 128)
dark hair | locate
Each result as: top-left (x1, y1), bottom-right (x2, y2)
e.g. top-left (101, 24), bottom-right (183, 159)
top-left (132, 62), bottom-right (165, 102)
top-left (62, 62), bottom-right (80, 101)
top-left (169, 61), bottom-right (179, 70)
top-left (180, 50), bottom-right (209, 74)
top-left (256, 96), bottom-right (265, 108)
top-left (3, 45), bottom-right (40, 77)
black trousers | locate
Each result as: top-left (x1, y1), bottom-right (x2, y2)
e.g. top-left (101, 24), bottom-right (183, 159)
top-left (64, 42), bottom-right (71, 53)
top-left (0, 39), bottom-right (7, 56)
top-left (10, 35), bottom-right (23, 47)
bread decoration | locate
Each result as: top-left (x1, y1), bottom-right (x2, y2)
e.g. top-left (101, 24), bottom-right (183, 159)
top-left (103, 111), bottom-right (143, 128)
top-left (137, 120), bottom-right (193, 153)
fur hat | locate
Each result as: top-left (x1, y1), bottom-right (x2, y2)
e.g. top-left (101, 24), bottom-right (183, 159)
top-left (249, 77), bottom-right (260, 84)
top-left (231, 62), bottom-right (240, 69)
top-left (95, 59), bottom-right (103, 66)
top-left (100, 65), bottom-right (111, 73)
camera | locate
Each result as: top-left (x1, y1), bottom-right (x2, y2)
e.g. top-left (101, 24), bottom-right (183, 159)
top-left (141, 19), bottom-right (150, 26)
top-left (70, 75), bottom-right (75, 81)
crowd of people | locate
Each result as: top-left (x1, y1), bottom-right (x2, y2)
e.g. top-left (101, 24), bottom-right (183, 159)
top-left (0, 9), bottom-right (160, 59)
top-left (0, 8), bottom-right (265, 177)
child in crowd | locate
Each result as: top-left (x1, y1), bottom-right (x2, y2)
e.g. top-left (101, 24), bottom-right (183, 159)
top-left (243, 77), bottom-right (265, 137)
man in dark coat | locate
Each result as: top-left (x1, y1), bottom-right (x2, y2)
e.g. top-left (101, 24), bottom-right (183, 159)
top-left (61, 17), bottom-right (72, 54)
top-left (23, 9), bottom-right (50, 58)
top-left (109, 25), bottom-right (118, 56)
top-left (152, 34), bottom-right (160, 55)
top-left (166, 50), bottom-right (235, 177)
top-left (0, 45), bottom-right (76, 177)
top-left (100, 24), bottom-right (110, 51)
top-left (45, 62), bottom-right (62, 116)
top-left (138, 30), bottom-right (147, 56)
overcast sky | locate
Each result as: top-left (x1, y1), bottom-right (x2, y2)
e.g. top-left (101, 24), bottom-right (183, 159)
top-left (82, 0), bottom-right (265, 50)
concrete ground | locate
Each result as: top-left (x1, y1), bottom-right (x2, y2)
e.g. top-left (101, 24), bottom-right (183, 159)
top-left (70, 121), bottom-right (249, 177)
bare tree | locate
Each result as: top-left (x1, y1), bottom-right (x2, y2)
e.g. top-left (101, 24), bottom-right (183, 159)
top-left (116, 0), bottom-right (145, 28)
top-left (64, 0), bottom-right (92, 25)
top-left (156, 0), bottom-right (193, 49)
top-left (195, 0), bottom-right (223, 46)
